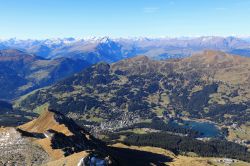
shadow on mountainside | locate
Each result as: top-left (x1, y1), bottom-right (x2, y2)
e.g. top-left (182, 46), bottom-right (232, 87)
top-left (107, 146), bottom-right (173, 166)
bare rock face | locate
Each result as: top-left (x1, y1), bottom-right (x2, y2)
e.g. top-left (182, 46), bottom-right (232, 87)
top-left (0, 127), bottom-right (49, 165)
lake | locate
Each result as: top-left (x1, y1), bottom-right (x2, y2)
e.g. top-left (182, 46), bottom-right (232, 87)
top-left (170, 120), bottom-right (221, 138)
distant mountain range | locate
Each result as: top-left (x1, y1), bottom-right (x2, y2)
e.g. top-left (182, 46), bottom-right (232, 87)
top-left (0, 36), bottom-right (248, 100)
top-left (0, 49), bottom-right (90, 100)
top-left (1, 36), bottom-right (250, 64)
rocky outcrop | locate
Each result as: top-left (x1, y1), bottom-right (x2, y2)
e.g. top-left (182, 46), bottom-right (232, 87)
top-left (0, 108), bottom-right (116, 165)
top-left (0, 127), bottom-right (49, 165)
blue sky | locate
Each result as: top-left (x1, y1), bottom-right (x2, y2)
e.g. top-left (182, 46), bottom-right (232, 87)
top-left (0, 0), bottom-right (249, 39)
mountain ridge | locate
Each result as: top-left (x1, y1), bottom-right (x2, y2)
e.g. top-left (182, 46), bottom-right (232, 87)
top-left (16, 50), bottom-right (250, 131)
top-left (1, 36), bottom-right (250, 63)
top-left (0, 108), bottom-right (116, 165)
top-left (0, 49), bottom-right (91, 100)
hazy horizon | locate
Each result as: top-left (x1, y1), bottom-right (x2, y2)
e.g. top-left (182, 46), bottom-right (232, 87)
top-left (1, 35), bottom-right (250, 41)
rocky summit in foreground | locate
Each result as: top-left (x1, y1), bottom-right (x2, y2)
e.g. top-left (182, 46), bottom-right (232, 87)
top-left (0, 108), bottom-right (116, 166)
top-left (3, 109), bottom-right (249, 166)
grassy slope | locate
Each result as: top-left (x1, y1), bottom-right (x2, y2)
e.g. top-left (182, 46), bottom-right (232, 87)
top-left (15, 51), bottom-right (250, 126)
top-left (44, 151), bottom-right (88, 166)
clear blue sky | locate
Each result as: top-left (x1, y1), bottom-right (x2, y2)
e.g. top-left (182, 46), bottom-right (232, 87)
top-left (0, 0), bottom-right (249, 39)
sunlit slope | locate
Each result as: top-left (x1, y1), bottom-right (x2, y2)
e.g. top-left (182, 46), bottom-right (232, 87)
top-left (16, 51), bottom-right (250, 130)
